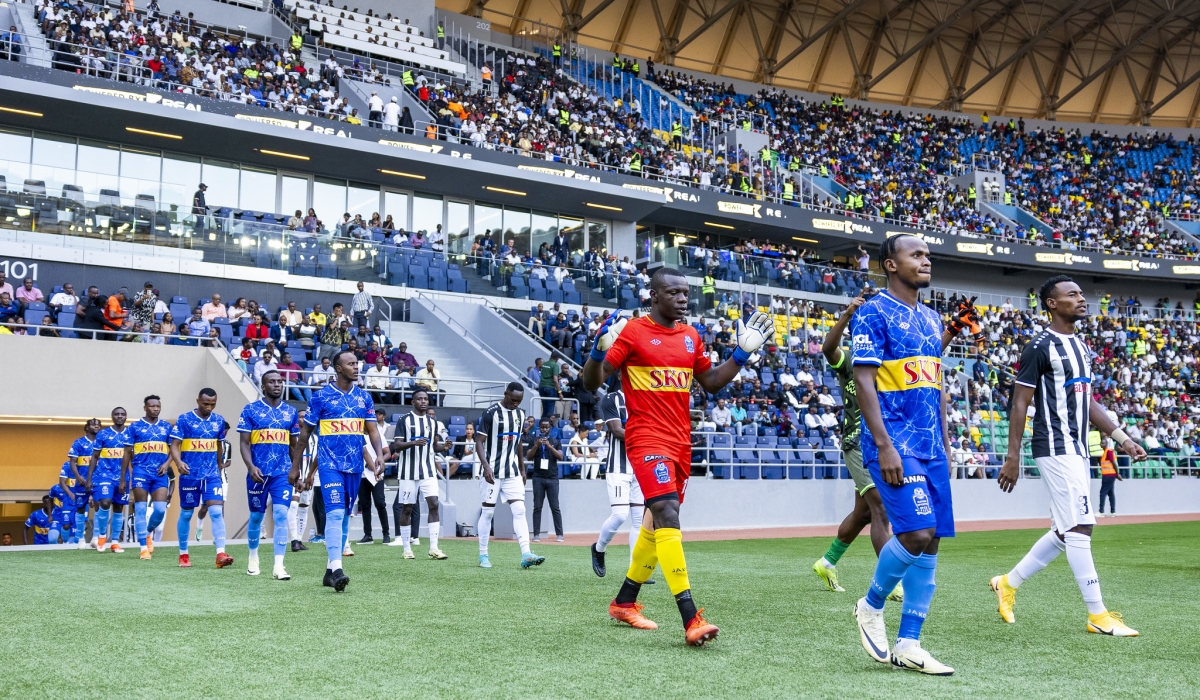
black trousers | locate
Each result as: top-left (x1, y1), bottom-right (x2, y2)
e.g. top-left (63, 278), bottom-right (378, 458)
top-left (531, 476), bottom-right (562, 537)
top-left (312, 483), bottom-right (326, 537)
top-left (392, 488), bottom-right (422, 537)
top-left (359, 477), bottom-right (389, 538)
top-left (1099, 476), bottom-right (1116, 513)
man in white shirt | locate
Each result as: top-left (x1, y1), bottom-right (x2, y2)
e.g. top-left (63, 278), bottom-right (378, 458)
top-left (383, 96), bottom-right (400, 131)
top-left (48, 283), bottom-right (79, 323)
top-left (363, 357), bottom-right (393, 404)
top-left (531, 260), bottom-right (549, 281)
top-left (253, 350), bottom-right (278, 384)
top-left (796, 365), bottom-right (814, 385)
top-left (309, 356), bottom-right (335, 388)
top-left (779, 369), bottom-right (799, 389)
top-left (367, 91), bottom-right (384, 127)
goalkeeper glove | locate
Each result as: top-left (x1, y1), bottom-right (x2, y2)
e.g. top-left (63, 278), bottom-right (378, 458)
top-left (589, 312), bottom-right (627, 362)
top-left (731, 311), bottom-right (775, 366)
top-left (948, 296), bottom-right (982, 337)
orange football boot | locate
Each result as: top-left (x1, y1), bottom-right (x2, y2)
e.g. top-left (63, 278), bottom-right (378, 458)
top-left (685, 609), bottom-right (719, 647)
top-left (609, 601), bottom-right (659, 630)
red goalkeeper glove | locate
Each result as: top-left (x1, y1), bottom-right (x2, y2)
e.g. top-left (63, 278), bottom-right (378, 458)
top-left (948, 296), bottom-right (982, 337)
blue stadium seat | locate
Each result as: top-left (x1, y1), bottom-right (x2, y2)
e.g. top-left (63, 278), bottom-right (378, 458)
top-left (709, 432), bottom-right (732, 479)
top-left (787, 449), bottom-right (814, 480)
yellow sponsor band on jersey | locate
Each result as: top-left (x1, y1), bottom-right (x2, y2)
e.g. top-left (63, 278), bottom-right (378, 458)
top-left (251, 428), bottom-right (291, 445)
top-left (98, 447), bottom-right (125, 459)
top-left (76, 456), bottom-right (90, 466)
top-left (623, 365), bottom-right (693, 392)
top-left (65, 477), bottom-right (76, 487)
top-left (134, 441), bottom-right (169, 454)
top-left (875, 356), bottom-right (942, 392)
top-left (180, 438), bottom-right (218, 452)
top-left (319, 418), bottom-right (365, 435)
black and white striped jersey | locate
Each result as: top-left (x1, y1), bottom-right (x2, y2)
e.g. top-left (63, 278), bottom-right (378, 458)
top-left (1015, 329), bottom-right (1093, 459)
top-left (600, 390), bottom-right (630, 475)
top-left (396, 412), bottom-right (439, 480)
top-left (478, 402), bottom-right (526, 479)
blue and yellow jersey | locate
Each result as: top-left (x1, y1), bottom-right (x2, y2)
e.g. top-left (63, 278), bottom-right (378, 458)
top-left (237, 399), bottom-right (300, 477)
top-left (851, 290), bottom-right (946, 462)
top-left (123, 418), bottom-right (173, 474)
top-left (92, 427), bottom-right (129, 480)
top-left (303, 383), bottom-right (375, 474)
top-left (58, 460), bottom-right (77, 490)
top-left (49, 483), bottom-right (74, 511)
top-left (24, 508), bottom-right (51, 543)
top-left (67, 436), bottom-right (95, 481)
top-left (171, 411), bottom-right (228, 480)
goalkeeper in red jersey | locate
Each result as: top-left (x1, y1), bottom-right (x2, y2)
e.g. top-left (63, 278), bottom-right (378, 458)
top-left (582, 268), bottom-right (774, 646)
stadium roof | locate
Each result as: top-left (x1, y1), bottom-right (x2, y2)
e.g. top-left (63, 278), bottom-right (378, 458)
top-left (448, 0), bottom-right (1200, 127)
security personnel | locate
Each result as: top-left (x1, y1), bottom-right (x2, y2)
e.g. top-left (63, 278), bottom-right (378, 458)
top-left (1004, 190), bottom-right (1012, 205)
top-left (741, 118), bottom-right (751, 131)
top-left (1027, 288), bottom-right (1038, 311)
top-left (671, 120), bottom-right (683, 147)
top-left (788, 157), bottom-right (799, 172)
top-left (760, 146), bottom-right (771, 163)
top-left (402, 70), bottom-right (414, 87)
top-left (967, 184), bottom-right (976, 204)
top-left (612, 54), bottom-right (621, 69)
top-left (739, 174), bottom-right (752, 193)
top-left (552, 42), bottom-right (561, 65)
top-left (883, 200), bottom-right (893, 216)
top-left (290, 32), bottom-right (303, 51)
top-left (437, 23), bottom-right (445, 48)
top-left (782, 179), bottom-right (794, 201)
top-left (631, 59), bottom-right (639, 75)
top-left (701, 273), bottom-right (716, 312)
top-left (630, 152), bottom-right (642, 173)
top-left (558, 107), bottom-right (570, 129)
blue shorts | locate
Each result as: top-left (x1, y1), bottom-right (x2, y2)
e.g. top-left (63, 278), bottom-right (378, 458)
top-left (178, 475), bottom-right (224, 510)
top-left (131, 468), bottom-right (170, 493)
top-left (319, 469), bottom-right (360, 514)
top-left (91, 478), bottom-right (117, 502)
top-left (867, 455), bottom-right (955, 538)
top-left (72, 488), bottom-right (89, 508)
top-left (247, 473), bottom-right (292, 513)
top-left (53, 509), bottom-right (73, 529)
top-left (113, 486), bottom-right (130, 506)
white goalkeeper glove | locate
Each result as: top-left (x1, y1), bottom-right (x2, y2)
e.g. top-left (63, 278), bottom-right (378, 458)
top-left (589, 312), bottom-right (627, 362)
top-left (732, 311), bottom-right (774, 366)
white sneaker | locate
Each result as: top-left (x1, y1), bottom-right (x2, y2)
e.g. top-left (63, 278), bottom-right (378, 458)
top-left (410, 537), bottom-right (420, 546)
top-left (343, 545), bottom-right (354, 557)
top-left (428, 548), bottom-right (448, 560)
top-left (854, 598), bottom-right (889, 663)
top-left (77, 540), bottom-right (89, 550)
top-left (403, 549), bottom-right (415, 559)
top-left (890, 640), bottom-right (954, 675)
top-left (387, 538), bottom-right (405, 547)
top-left (273, 565), bottom-right (291, 581)
top-left (247, 553), bottom-right (260, 576)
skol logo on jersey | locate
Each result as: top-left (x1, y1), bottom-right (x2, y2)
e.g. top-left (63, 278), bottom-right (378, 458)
top-left (654, 462), bottom-right (671, 484)
top-left (877, 356), bottom-right (941, 392)
top-left (319, 418), bottom-right (365, 435)
top-left (76, 456), bottom-right (91, 465)
top-left (133, 441), bottom-right (168, 454)
top-left (180, 438), bottom-right (218, 452)
top-left (250, 429), bottom-right (291, 444)
top-left (98, 447), bottom-right (125, 459)
top-left (913, 487), bottom-right (932, 516)
top-left (625, 366), bottom-right (692, 392)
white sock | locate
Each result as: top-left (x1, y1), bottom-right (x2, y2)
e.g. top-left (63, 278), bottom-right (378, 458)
top-left (478, 506), bottom-right (494, 555)
top-left (428, 521), bottom-right (439, 551)
top-left (820, 557), bottom-right (835, 569)
top-left (1064, 532), bottom-right (1106, 614)
top-left (628, 505), bottom-right (644, 564)
top-left (330, 558), bottom-right (343, 571)
top-left (596, 504), bottom-right (629, 553)
top-left (510, 500), bottom-right (531, 555)
top-left (894, 637), bottom-right (919, 653)
top-left (288, 501), bottom-right (300, 540)
top-left (400, 525), bottom-right (412, 550)
top-left (296, 503), bottom-right (310, 539)
top-left (1009, 530), bottom-right (1066, 588)
top-left (275, 554), bottom-right (285, 568)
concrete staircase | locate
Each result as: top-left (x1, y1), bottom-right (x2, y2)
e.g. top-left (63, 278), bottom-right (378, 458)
top-left (380, 320), bottom-right (497, 408)
top-left (11, 2), bottom-right (50, 68)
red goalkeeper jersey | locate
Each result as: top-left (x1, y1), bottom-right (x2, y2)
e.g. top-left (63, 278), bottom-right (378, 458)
top-left (603, 316), bottom-right (712, 450)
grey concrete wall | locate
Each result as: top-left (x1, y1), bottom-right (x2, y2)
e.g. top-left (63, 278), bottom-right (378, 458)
top-left (0, 335), bottom-right (260, 541)
top-left (446, 476), bottom-right (1200, 535)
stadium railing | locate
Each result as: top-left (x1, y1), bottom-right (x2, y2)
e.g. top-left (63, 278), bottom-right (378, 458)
top-left (279, 367), bottom-right (507, 408)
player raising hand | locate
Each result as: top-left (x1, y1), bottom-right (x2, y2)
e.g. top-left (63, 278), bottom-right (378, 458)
top-left (583, 268), bottom-right (774, 646)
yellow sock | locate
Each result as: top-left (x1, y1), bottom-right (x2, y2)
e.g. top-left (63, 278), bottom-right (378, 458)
top-left (624, 526), bottom-right (658, 583)
top-left (655, 528), bottom-right (692, 596)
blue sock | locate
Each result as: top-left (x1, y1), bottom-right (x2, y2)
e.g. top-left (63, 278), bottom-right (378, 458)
top-left (209, 505), bottom-right (226, 552)
top-left (108, 507), bottom-right (122, 541)
top-left (898, 554), bottom-right (938, 640)
top-left (49, 528), bottom-right (61, 543)
top-left (341, 507), bottom-right (351, 551)
top-left (247, 511), bottom-right (265, 554)
top-left (134, 501), bottom-right (148, 547)
top-left (325, 509), bottom-right (345, 568)
top-left (865, 537), bottom-right (920, 609)
top-left (177, 509), bottom-right (194, 553)
top-left (148, 501), bottom-right (167, 533)
top-left (272, 503), bottom-right (289, 557)
top-left (74, 510), bottom-right (86, 542)
top-left (95, 507), bottom-right (110, 542)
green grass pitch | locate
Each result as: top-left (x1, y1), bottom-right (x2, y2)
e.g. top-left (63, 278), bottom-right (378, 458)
top-left (4, 522), bottom-right (1197, 699)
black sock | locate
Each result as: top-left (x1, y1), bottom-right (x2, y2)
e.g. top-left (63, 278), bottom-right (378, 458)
top-left (615, 577), bottom-right (642, 604)
top-left (675, 590), bottom-right (697, 626)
